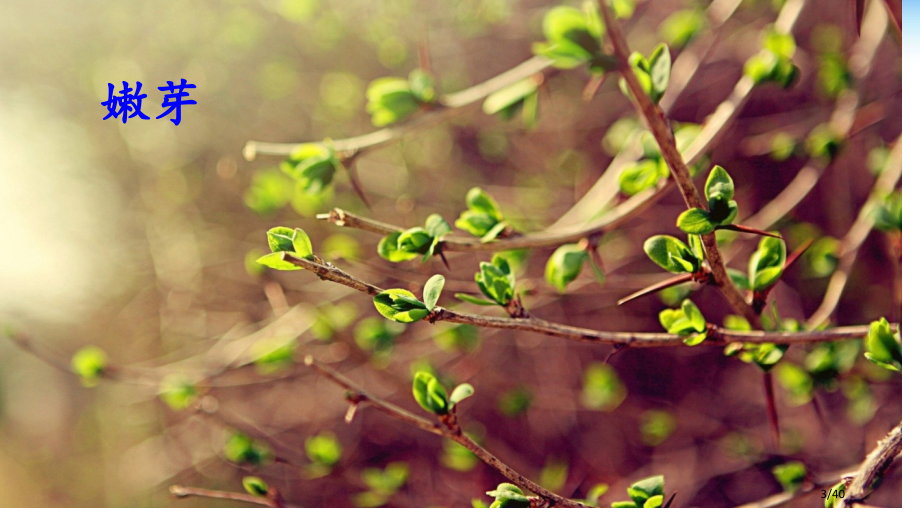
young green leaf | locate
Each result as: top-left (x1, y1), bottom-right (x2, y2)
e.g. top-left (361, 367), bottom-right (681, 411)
top-left (677, 208), bottom-right (717, 234)
top-left (242, 476), bottom-right (269, 497)
top-left (412, 371), bottom-right (449, 415)
top-left (449, 383), bottom-right (475, 407)
top-left (373, 289), bottom-right (430, 323)
top-left (864, 318), bottom-right (901, 372)
top-left (377, 232), bottom-right (419, 262)
top-left (267, 227), bottom-right (297, 253)
top-left (407, 69), bottom-right (436, 103)
top-left (366, 77), bottom-right (420, 127)
top-left (486, 483), bottom-right (530, 508)
top-left (648, 43), bottom-right (671, 100)
top-left (280, 144), bottom-right (339, 194)
top-left (305, 432), bottom-right (342, 467)
top-left (291, 228), bottom-right (313, 258)
top-left (423, 274), bottom-right (445, 312)
top-left (772, 461), bottom-right (807, 493)
top-left (659, 300), bottom-right (707, 345)
top-left (643, 235), bottom-right (700, 273)
top-left (749, 237), bottom-right (787, 292)
top-left (424, 214), bottom-right (452, 239)
top-left (71, 346), bottom-right (108, 387)
top-left (545, 244), bottom-right (588, 293)
top-left (159, 374), bottom-right (198, 411)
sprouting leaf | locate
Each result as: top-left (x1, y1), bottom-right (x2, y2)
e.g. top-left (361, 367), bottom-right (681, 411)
top-left (772, 461), bottom-right (807, 493)
top-left (449, 383), bottom-right (475, 407)
top-left (643, 235), bottom-right (701, 274)
top-left (407, 69), bottom-right (436, 103)
top-left (224, 431), bottom-right (274, 466)
top-left (159, 374), bottom-right (198, 411)
top-left (545, 244), bottom-right (588, 293)
top-left (280, 144), bottom-right (340, 194)
top-left (648, 44), bottom-right (671, 100)
top-left (377, 232), bottom-right (419, 262)
top-left (659, 9), bottom-right (705, 48)
top-left (455, 187), bottom-right (506, 239)
top-left (423, 275), bottom-right (445, 312)
top-left (483, 78), bottom-right (540, 119)
top-left (424, 214), bottom-right (452, 239)
top-left (291, 228), bottom-right (313, 258)
top-left (660, 300), bottom-right (707, 345)
top-left (412, 371), bottom-right (449, 415)
top-left (677, 208), bottom-right (717, 235)
top-left (864, 318), bottom-right (901, 372)
top-left (373, 289), bottom-right (430, 323)
top-left (581, 362), bottom-right (626, 411)
top-left (256, 252), bottom-right (302, 270)
top-left (71, 346), bottom-right (107, 387)
top-left (366, 77), bottom-right (420, 126)
top-left (242, 476), bottom-right (269, 497)
top-left (486, 483), bottom-right (530, 508)
top-left (624, 475), bottom-right (665, 507)
top-left (585, 483), bottom-right (609, 507)
top-left (749, 237), bottom-right (787, 292)
top-left (259, 227), bottom-right (313, 270)
top-left (267, 227), bottom-right (297, 253)
top-left (825, 481), bottom-right (847, 508)
top-left (305, 432), bottom-right (342, 467)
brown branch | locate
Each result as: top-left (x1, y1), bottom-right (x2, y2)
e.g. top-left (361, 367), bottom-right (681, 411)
top-left (169, 485), bottom-right (285, 508)
top-left (738, 463), bottom-right (862, 508)
top-left (806, 136), bottom-right (901, 329)
top-left (837, 421), bottom-right (902, 508)
top-left (280, 253), bottom-right (879, 349)
top-left (596, 0), bottom-right (758, 325)
top-left (243, 56), bottom-right (552, 160)
top-left (304, 356), bottom-right (586, 508)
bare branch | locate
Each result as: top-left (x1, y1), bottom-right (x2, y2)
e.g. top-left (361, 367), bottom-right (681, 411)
top-left (837, 422), bottom-right (902, 507)
top-left (304, 356), bottom-right (587, 508)
top-left (169, 485), bottom-right (285, 508)
top-left (280, 253), bottom-right (879, 349)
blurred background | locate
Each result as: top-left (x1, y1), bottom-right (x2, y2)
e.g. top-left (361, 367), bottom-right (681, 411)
top-left (0, 0), bottom-right (901, 508)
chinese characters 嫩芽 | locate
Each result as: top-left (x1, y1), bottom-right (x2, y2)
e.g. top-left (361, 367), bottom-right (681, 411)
top-left (101, 79), bottom-right (197, 126)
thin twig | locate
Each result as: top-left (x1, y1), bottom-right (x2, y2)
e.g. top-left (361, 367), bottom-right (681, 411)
top-left (596, 0), bottom-right (758, 325)
top-left (806, 136), bottom-right (901, 329)
top-left (280, 253), bottom-right (879, 349)
top-left (837, 421), bottom-right (902, 507)
top-left (243, 56), bottom-right (553, 160)
top-left (169, 485), bottom-right (285, 507)
top-left (304, 356), bottom-right (586, 508)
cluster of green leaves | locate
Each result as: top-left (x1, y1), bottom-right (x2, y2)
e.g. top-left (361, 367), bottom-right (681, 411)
top-left (365, 69), bottom-right (437, 127)
top-left (355, 462), bottom-right (409, 507)
top-left (456, 255), bottom-right (516, 307)
top-left (619, 124), bottom-right (702, 196)
top-left (864, 318), bottom-right (901, 372)
top-left (224, 430), bottom-right (274, 466)
top-left (279, 143), bottom-right (341, 195)
top-left (723, 315), bottom-right (795, 372)
top-left (677, 166), bottom-right (738, 234)
top-left (304, 431), bottom-right (342, 478)
top-left (454, 187), bottom-right (508, 242)
top-left (256, 226), bottom-right (313, 271)
top-left (620, 44), bottom-right (671, 104)
top-left (373, 274), bottom-right (444, 323)
top-left (159, 374), bottom-right (198, 411)
top-left (874, 191), bottom-right (901, 233)
top-left (610, 475), bottom-right (666, 508)
top-left (483, 77), bottom-right (540, 128)
top-left (644, 234), bottom-right (704, 274)
top-left (581, 362), bottom-right (627, 411)
top-left (71, 346), bottom-right (107, 387)
top-left (545, 243), bottom-right (589, 293)
top-left (744, 29), bottom-right (800, 87)
top-left (532, 4), bottom-right (615, 74)
top-left (772, 461), bottom-right (807, 493)
top-left (412, 370), bottom-right (474, 415)
top-left (242, 476), bottom-right (269, 497)
top-left (659, 299), bottom-right (708, 345)
top-left (484, 483), bottom-right (530, 508)
top-left (377, 214), bottom-right (451, 262)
